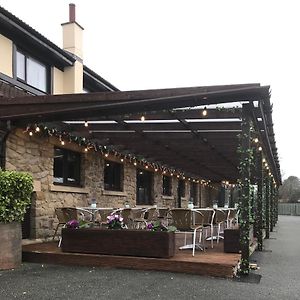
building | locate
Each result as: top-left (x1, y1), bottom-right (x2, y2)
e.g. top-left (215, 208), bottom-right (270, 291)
top-left (0, 3), bottom-right (281, 250)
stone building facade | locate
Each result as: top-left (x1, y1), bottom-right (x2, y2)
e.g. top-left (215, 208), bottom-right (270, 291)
top-left (6, 128), bottom-right (212, 239)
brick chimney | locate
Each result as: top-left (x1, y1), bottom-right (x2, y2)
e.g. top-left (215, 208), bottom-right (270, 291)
top-left (62, 3), bottom-right (84, 58)
top-left (61, 3), bottom-right (84, 93)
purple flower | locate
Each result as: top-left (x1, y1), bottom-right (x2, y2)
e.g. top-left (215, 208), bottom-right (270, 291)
top-left (147, 223), bottom-right (154, 230)
top-left (66, 219), bottom-right (79, 229)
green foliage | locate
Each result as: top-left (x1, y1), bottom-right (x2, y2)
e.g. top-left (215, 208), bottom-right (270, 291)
top-left (0, 170), bottom-right (33, 223)
top-left (279, 176), bottom-right (300, 203)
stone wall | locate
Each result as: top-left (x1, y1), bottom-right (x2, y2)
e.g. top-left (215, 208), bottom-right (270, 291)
top-left (6, 129), bottom-right (207, 239)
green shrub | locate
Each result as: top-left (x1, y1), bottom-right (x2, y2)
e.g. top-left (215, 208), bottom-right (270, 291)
top-left (0, 170), bottom-right (33, 223)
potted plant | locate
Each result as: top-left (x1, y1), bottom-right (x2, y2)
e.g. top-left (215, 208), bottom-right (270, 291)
top-left (0, 170), bottom-right (33, 270)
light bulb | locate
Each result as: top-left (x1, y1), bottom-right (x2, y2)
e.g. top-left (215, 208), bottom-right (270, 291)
top-left (84, 121), bottom-right (88, 127)
top-left (141, 115), bottom-right (145, 122)
top-left (202, 107), bottom-right (207, 116)
top-left (61, 140), bottom-right (65, 146)
top-left (29, 131), bottom-right (33, 136)
top-left (35, 126), bottom-right (40, 132)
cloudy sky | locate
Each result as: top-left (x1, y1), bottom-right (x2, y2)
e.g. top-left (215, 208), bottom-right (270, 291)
top-left (0, 0), bottom-right (298, 180)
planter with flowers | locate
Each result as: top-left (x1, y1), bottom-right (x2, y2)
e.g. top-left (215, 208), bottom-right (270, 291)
top-left (62, 216), bottom-right (175, 258)
top-left (0, 170), bottom-right (33, 270)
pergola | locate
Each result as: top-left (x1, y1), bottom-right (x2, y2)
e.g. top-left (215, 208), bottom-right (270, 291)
top-left (0, 81), bottom-right (281, 274)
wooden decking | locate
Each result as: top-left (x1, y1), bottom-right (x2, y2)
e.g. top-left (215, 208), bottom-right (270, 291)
top-left (22, 236), bottom-right (241, 278)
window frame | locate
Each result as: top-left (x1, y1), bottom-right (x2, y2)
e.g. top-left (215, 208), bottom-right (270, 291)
top-left (104, 160), bottom-right (124, 192)
top-left (53, 147), bottom-right (81, 187)
top-left (14, 47), bottom-right (50, 93)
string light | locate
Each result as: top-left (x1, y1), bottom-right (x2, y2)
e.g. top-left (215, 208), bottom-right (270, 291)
top-left (258, 146), bottom-right (262, 151)
top-left (254, 138), bottom-right (259, 143)
top-left (25, 123), bottom-right (204, 184)
top-left (202, 107), bottom-right (207, 116)
top-left (84, 121), bottom-right (89, 127)
top-left (141, 115), bottom-right (145, 122)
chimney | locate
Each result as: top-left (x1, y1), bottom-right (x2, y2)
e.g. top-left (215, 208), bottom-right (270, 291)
top-left (61, 3), bottom-right (84, 93)
top-left (61, 3), bottom-right (84, 59)
top-left (69, 3), bottom-right (76, 22)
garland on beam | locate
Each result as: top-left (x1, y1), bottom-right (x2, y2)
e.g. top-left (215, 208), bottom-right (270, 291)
top-left (24, 123), bottom-right (206, 184)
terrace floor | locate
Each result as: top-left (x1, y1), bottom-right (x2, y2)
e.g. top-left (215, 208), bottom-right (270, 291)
top-left (22, 235), bottom-right (241, 278)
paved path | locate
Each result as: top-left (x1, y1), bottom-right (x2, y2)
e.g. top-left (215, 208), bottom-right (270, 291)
top-left (0, 216), bottom-right (299, 300)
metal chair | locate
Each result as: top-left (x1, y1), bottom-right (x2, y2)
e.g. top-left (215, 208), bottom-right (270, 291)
top-left (129, 208), bottom-right (147, 229)
top-left (196, 208), bottom-right (215, 248)
top-left (52, 207), bottom-right (79, 240)
top-left (168, 208), bottom-right (204, 256)
top-left (119, 208), bottom-right (132, 228)
top-left (215, 209), bottom-right (227, 243)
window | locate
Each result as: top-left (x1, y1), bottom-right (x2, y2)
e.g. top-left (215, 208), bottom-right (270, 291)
top-left (163, 175), bottom-right (172, 196)
top-left (136, 169), bottom-right (153, 205)
top-left (16, 49), bottom-right (48, 92)
top-left (190, 183), bottom-right (197, 205)
top-left (104, 160), bottom-right (123, 191)
top-left (178, 179), bottom-right (186, 198)
top-left (53, 148), bottom-right (81, 186)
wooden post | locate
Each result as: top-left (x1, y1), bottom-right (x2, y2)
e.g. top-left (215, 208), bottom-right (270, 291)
top-left (256, 150), bottom-right (263, 250)
top-left (239, 104), bottom-right (252, 274)
top-left (265, 175), bottom-right (270, 239)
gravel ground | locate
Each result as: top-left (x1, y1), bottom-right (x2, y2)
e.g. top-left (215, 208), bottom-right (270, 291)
top-left (1, 215), bottom-right (299, 300)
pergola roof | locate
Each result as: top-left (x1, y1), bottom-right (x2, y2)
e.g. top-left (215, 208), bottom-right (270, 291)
top-left (0, 82), bottom-right (281, 185)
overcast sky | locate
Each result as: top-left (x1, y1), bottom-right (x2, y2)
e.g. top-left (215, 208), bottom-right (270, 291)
top-left (0, 0), bottom-right (298, 180)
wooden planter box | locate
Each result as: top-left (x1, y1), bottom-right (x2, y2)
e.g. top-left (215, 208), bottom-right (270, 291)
top-left (224, 225), bottom-right (254, 253)
top-left (61, 228), bottom-right (175, 258)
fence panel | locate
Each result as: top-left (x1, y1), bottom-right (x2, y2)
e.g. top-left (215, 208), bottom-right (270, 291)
top-left (278, 203), bottom-right (300, 216)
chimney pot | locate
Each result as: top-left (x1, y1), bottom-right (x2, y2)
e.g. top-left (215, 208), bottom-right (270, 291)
top-left (69, 3), bottom-right (76, 22)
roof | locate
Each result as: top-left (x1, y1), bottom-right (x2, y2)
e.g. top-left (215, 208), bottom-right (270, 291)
top-left (0, 5), bottom-right (118, 92)
top-left (0, 81), bottom-right (281, 185)
top-left (0, 5), bottom-right (75, 68)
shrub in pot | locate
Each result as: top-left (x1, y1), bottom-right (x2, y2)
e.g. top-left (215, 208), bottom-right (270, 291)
top-left (0, 170), bottom-right (33, 270)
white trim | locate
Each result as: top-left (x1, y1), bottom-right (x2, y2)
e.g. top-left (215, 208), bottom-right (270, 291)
top-left (49, 184), bottom-right (89, 194)
top-left (102, 190), bottom-right (127, 197)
